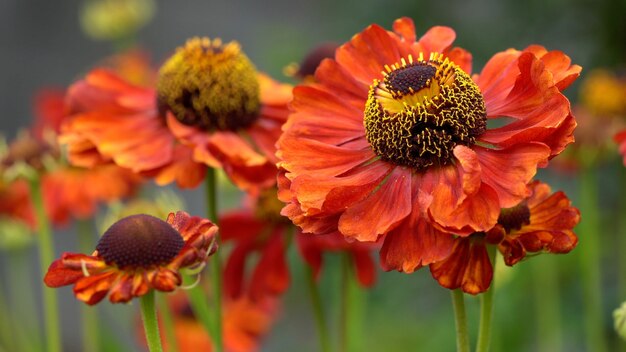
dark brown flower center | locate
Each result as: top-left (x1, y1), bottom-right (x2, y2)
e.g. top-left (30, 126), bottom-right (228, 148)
top-left (497, 203), bottom-right (531, 233)
top-left (254, 187), bottom-right (290, 224)
top-left (364, 53), bottom-right (487, 169)
top-left (96, 214), bottom-right (184, 269)
top-left (157, 37), bottom-right (261, 132)
top-left (1, 132), bottom-right (58, 173)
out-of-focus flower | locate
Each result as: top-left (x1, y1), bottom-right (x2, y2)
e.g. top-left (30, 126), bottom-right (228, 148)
top-left (80, 0), bottom-right (155, 42)
top-left (61, 37), bottom-right (292, 190)
top-left (0, 87), bottom-right (142, 226)
top-left (141, 292), bottom-right (277, 352)
top-left (614, 301), bottom-right (626, 340)
top-left (277, 17), bottom-right (580, 286)
top-left (297, 232), bottom-right (378, 287)
top-left (430, 181), bottom-right (579, 294)
top-left (283, 43), bottom-right (339, 82)
top-left (44, 211), bottom-right (217, 304)
top-left (552, 68), bottom-right (626, 170)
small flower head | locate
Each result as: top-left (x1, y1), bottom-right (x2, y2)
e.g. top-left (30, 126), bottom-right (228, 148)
top-left (614, 301), bottom-right (626, 341)
top-left (44, 211), bottom-right (217, 304)
top-left (157, 37), bottom-right (261, 132)
top-left (80, 0), bottom-right (155, 41)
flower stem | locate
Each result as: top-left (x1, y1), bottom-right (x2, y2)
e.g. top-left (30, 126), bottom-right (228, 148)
top-left (206, 168), bottom-right (223, 352)
top-left (579, 167), bottom-right (608, 352)
top-left (305, 265), bottom-right (331, 352)
top-left (185, 280), bottom-right (215, 341)
top-left (340, 253), bottom-right (351, 352)
top-left (77, 220), bottom-right (100, 352)
top-left (476, 245), bottom-right (498, 352)
top-left (157, 293), bottom-right (179, 352)
top-left (28, 175), bottom-right (61, 352)
top-left (451, 289), bottom-right (470, 352)
top-left (140, 290), bottom-right (163, 352)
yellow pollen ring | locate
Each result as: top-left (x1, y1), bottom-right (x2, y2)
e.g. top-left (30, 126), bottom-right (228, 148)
top-left (157, 37), bottom-right (261, 131)
top-left (363, 52), bottom-right (487, 170)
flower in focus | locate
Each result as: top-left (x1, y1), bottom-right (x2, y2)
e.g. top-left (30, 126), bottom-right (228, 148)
top-left (44, 211), bottom-right (217, 304)
top-left (430, 181), bottom-right (579, 294)
top-left (80, 0), bottom-right (155, 42)
top-left (60, 37), bottom-right (292, 190)
top-left (146, 292), bottom-right (278, 352)
top-left (277, 17), bottom-right (580, 278)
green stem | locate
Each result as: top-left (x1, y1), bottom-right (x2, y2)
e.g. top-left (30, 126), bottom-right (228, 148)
top-left (157, 293), bottom-right (179, 352)
top-left (451, 289), bottom-right (470, 352)
top-left (305, 266), bottom-right (331, 352)
top-left (77, 220), bottom-right (99, 352)
top-left (29, 176), bottom-right (61, 352)
top-left (206, 168), bottom-right (223, 352)
top-left (620, 164), bottom-right (626, 352)
top-left (140, 291), bottom-right (163, 352)
top-left (476, 245), bottom-right (498, 352)
top-left (578, 167), bottom-right (608, 352)
top-left (8, 250), bottom-right (41, 351)
top-left (340, 254), bottom-right (350, 352)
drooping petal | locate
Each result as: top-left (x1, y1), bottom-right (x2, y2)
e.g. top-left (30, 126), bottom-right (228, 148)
top-left (430, 236), bottom-right (493, 294)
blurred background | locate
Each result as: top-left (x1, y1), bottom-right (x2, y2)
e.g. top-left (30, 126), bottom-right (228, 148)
top-left (1, 0), bottom-right (626, 351)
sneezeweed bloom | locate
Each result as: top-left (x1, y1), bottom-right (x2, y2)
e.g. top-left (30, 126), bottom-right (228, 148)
top-left (277, 17), bottom-right (580, 279)
top-left (61, 37), bottom-right (292, 190)
top-left (44, 211), bottom-right (217, 304)
top-left (430, 181), bottom-right (579, 294)
top-left (0, 89), bottom-right (143, 226)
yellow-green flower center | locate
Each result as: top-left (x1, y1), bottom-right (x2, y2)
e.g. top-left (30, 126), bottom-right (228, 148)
top-left (364, 53), bottom-right (487, 169)
top-left (157, 37), bottom-right (261, 131)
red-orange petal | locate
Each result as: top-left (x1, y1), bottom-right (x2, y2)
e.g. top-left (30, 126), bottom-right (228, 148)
top-left (429, 237), bottom-right (493, 294)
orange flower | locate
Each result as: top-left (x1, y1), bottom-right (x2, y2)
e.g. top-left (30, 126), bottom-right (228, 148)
top-left (150, 292), bottom-right (277, 352)
top-left (0, 88), bottom-right (143, 226)
top-left (44, 211), bottom-right (218, 304)
top-left (430, 181), bottom-right (579, 294)
top-left (277, 18), bottom-right (580, 276)
top-left (0, 179), bottom-right (35, 226)
top-left (60, 38), bottom-right (292, 190)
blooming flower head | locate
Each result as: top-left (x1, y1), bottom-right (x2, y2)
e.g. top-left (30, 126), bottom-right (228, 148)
top-left (430, 181), bottom-right (579, 294)
top-left (44, 211), bottom-right (217, 304)
top-left (277, 18), bottom-right (580, 278)
top-left (60, 37), bottom-right (292, 190)
top-left (284, 42), bottom-right (339, 82)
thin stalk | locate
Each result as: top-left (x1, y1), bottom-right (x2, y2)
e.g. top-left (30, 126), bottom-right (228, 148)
top-left (340, 254), bottom-right (350, 352)
top-left (29, 176), bottom-right (61, 352)
top-left (619, 164), bottom-right (626, 352)
top-left (77, 220), bottom-right (99, 352)
top-left (157, 293), bottom-right (179, 352)
top-left (8, 250), bottom-right (41, 352)
top-left (578, 167), bottom-right (608, 352)
top-left (451, 289), bottom-right (470, 352)
top-left (206, 168), bottom-right (223, 352)
top-left (140, 290), bottom-right (163, 352)
top-left (305, 266), bottom-right (331, 352)
top-left (476, 245), bottom-right (498, 352)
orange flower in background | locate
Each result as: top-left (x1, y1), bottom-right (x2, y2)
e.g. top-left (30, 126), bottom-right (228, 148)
top-left (0, 179), bottom-right (35, 226)
top-left (0, 88), bottom-right (142, 226)
top-left (44, 211), bottom-right (217, 304)
top-left (277, 17), bottom-right (580, 277)
top-left (430, 181), bottom-right (579, 294)
top-left (147, 292), bottom-right (278, 352)
top-left (297, 232), bottom-right (378, 287)
top-left (60, 37), bottom-right (292, 190)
